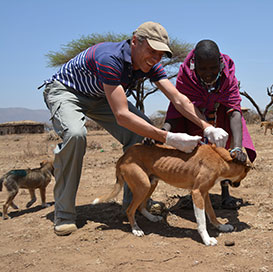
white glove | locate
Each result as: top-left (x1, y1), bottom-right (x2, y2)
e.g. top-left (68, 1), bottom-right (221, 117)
top-left (165, 132), bottom-right (202, 153)
top-left (203, 126), bottom-right (229, 147)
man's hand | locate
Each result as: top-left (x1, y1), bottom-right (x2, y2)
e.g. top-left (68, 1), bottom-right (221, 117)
top-left (229, 147), bottom-right (247, 164)
top-left (165, 132), bottom-right (202, 153)
top-left (203, 126), bottom-right (229, 147)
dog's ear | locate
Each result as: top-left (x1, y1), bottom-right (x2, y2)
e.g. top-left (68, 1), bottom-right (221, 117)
top-left (212, 146), bottom-right (233, 162)
top-left (40, 160), bottom-right (47, 167)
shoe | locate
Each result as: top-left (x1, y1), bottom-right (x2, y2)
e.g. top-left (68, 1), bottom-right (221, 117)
top-left (147, 199), bottom-right (165, 215)
top-left (221, 197), bottom-right (241, 210)
top-left (221, 180), bottom-right (240, 210)
top-left (54, 219), bottom-right (77, 236)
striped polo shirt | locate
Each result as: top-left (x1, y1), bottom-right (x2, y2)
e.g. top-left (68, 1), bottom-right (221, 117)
top-left (45, 40), bottom-right (167, 97)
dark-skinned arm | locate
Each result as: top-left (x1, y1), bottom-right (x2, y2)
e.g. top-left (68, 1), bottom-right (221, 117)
top-left (228, 110), bottom-right (247, 163)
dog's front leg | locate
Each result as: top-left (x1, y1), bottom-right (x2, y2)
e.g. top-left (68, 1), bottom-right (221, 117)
top-left (192, 189), bottom-right (217, 246)
top-left (26, 189), bottom-right (37, 208)
top-left (11, 201), bottom-right (19, 210)
top-left (204, 193), bottom-right (234, 233)
top-left (39, 187), bottom-right (50, 207)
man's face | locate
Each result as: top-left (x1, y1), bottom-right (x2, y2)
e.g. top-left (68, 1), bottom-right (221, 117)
top-left (195, 57), bottom-right (221, 84)
top-left (131, 36), bottom-right (164, 73)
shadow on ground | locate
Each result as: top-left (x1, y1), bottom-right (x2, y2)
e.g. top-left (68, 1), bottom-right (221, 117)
top-left (45, 193), bottom-right (252, 244)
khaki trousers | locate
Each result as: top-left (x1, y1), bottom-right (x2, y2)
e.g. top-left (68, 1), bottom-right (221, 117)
top-left (43, 80), bottom-right (150, 221)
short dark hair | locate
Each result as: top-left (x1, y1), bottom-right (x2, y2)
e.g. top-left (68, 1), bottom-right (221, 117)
top-left (194, 40), bottom-right (220, 61)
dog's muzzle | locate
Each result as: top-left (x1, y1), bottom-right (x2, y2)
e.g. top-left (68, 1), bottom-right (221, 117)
top-left (228, 180), bottom-right (241, 188)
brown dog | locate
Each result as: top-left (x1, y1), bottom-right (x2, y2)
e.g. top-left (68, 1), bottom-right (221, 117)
top-left (0, 160), bottom-right (54, 219)
top-left (93, 143), bottom-right (251, 246)
top-left (260, 121), bottom-right (273, 135)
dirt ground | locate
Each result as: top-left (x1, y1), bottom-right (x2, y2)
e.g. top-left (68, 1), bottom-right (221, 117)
top-left (0, 123), bottom-right (272, 272)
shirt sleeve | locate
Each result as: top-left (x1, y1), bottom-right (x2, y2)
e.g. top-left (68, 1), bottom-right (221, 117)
top-left (84, 45), bottom-right (123, 86)
top-left (148, 63), bottom-right (167, 82)
top-left (94, 54), bottom-right (123, 85)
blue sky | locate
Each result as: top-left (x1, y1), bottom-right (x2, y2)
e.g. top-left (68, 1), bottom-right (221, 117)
top-left (1, 0), bottom-right (272, 116)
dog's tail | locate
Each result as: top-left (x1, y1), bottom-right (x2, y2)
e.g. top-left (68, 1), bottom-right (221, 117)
top-left (92, 174), bottom-right (124, 204)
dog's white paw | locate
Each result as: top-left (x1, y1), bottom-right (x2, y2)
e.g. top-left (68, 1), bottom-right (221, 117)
top-left (218, 224), bottom-right (234, 232)
top-left (92, 198), bottom-right (100, 204)
top-left (132, 228), bottom-right (145, 237)
top-left (203, 237), bottom-right (218, 246)
top-left (132, 223), bottom-right (145, 237)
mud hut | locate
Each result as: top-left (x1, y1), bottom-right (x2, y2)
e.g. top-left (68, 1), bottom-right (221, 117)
top-left (0, 120), bottom-right (44, 135)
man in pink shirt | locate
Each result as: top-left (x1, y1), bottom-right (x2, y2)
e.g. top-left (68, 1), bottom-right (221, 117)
top-left (163, 40), bottom-right (256, 209)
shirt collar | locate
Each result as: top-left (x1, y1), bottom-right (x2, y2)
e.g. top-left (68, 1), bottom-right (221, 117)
top-left (122, 39), bottom-right (132, 64)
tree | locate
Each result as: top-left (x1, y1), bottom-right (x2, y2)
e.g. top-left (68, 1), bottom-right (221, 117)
top-left (239, 83), bottom-right (273, 121)
top-left (46, 33), bottom-right (131, 67)
top-left (46, 33), bottom-right (193, 113)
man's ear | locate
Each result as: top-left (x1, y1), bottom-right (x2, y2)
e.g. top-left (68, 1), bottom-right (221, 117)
top-left (131, 35), bottom-right (137, 47)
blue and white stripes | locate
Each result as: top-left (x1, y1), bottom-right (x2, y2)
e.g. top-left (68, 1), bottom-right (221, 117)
top-left (45, 40), bottom-right (167, 98)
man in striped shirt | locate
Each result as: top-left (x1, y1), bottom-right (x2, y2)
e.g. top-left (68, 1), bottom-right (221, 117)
top-left (42, 22), bottom-right (229, 236)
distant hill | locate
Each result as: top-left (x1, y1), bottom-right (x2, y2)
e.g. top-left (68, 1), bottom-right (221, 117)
top-left (0, 107), bottom-right (51, 124)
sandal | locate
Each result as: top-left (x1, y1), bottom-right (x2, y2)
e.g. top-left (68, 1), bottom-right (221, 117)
top-left (221, 197), bottom-right (241, 210)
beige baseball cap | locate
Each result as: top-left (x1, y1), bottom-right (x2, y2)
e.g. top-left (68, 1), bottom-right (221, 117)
top-left (134, 21), bottom-right (173, 58)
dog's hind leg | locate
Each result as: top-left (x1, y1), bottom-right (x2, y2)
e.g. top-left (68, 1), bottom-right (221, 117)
top-left (192, 189), bottom-right (217, 246)
top-left (139, 177), bottom-right (163, 223)
top-left (26, 189), bottom-right (37, 208)
top-left (123, 167), bottom-right (152, 237)
top-left (2, 177), bottom-right (19, 219)
top-left (126, 200), bottom-right (145, 237)
top-left (3, 190), bottom-right (18, 220)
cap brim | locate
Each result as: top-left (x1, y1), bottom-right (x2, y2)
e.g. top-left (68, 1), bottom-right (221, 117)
top-left (147, 39), bottom-right (173, 58)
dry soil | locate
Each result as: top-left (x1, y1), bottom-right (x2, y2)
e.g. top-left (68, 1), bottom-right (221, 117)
top-left (0, 124), bottom-right (272, 272)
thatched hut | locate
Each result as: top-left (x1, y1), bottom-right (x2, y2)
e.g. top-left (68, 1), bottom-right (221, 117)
top-left (0, 120), bottom-right (44, 135)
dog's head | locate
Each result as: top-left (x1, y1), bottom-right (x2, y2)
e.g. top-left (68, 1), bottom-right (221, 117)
top-left (40, 160), bottom-right (54, 176)
top-left (212, 145), bottom-right (252, 188)
top-left (260, 121), bottom-right (269, 128)
top-left (227, 162), bottom-right (252, 188)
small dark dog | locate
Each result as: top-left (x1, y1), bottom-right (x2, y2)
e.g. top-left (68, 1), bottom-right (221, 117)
top-left (0, 160), bottom-right (54, 219)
